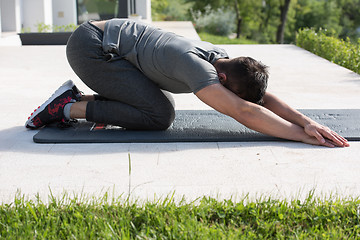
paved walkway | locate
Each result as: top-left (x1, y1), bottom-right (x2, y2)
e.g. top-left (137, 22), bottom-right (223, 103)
top-left (0, 22), bottom-right (359, 204)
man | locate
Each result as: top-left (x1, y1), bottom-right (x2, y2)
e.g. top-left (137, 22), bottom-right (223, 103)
top-left (25, 19), bottom-right (349, 148)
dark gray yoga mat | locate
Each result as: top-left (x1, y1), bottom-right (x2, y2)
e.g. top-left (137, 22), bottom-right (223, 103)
top-left (33, 109), bottom-right (360, 143)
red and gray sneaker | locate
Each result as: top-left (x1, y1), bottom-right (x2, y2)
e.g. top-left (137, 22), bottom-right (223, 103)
top-left (25, 80), bottom-right (81, 129)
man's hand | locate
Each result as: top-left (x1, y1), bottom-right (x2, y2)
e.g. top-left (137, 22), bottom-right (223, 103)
top-left (263, 92), bottom-right (350, 148)
top-left (303, 122), bottom-right (350, 147)
top-left (196, 85), bottom-right (350, 148)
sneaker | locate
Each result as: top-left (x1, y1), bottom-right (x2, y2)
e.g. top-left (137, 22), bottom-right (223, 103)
top-left (72, 83), bottom-right (83, 100)
top-left (25, 80), bottom-right (81, 129)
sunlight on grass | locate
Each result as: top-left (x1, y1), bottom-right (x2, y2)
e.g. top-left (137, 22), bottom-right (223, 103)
top-left (198, 32), bottom-right (259, 45)
top-left (1, 191), bottom-right (360, 239)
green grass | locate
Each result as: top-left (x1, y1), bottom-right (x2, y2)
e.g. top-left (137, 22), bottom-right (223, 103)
top-left (1, 192), bottom-right (360, 239)
top-left (198, 32), bottom-right (258, 45)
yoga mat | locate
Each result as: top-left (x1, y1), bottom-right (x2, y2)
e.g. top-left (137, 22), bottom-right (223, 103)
top-left (33, 109), bottom-right (360, 143)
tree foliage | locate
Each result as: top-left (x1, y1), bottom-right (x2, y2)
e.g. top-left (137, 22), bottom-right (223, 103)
top-left (152, 0), bottom-right (360, 43)
top-left (151, 0), bottom-right (169, 20)
top-left (151, 0), bottom-right (193, 21)
top-left (192, 6), bottom-right (236, 36)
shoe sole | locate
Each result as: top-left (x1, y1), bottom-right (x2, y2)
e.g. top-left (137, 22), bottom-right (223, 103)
top-left (25, 80), bottom-right (75, 129)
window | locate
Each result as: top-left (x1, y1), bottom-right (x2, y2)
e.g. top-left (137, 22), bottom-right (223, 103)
top-left (77, 0), bottom-right (130, 24)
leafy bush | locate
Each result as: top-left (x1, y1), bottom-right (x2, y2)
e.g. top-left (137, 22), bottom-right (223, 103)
top-left (34, 23), bottom-right (78, 33)
top-left (191, 5), bottom-right (236, 36)
top-left (152, 0), bottom-right (192, 21)
top-left (296, 28), bottom-right (360, 74)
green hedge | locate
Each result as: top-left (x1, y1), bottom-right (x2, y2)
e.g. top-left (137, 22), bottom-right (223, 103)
top-left (296, 29), bottom-right (360, 74)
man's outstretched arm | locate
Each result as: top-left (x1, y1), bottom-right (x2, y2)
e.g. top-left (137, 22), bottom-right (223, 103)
top-left (195, 84), bottom-right (348, 147)
top-left (262, 92), bottom-right (349, 147)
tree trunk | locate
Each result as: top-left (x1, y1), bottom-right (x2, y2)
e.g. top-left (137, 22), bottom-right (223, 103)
top-left (260, 0), bottom-right (273, 31)
top-left (234, 0), bottom-right (243, 38)
top-left (276, 0), bottom-right (291, 44)
top-left (236, 18), bottom-right (243, 38)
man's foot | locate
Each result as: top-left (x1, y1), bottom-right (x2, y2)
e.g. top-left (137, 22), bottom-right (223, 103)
top-left (25, 80), bottom-right (81, 129)
top-left (72, 82), bottom-right (83, 100)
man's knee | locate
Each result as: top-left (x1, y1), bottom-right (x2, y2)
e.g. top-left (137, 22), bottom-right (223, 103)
top-left (152, 105), bottom-right (175, 130)
top-left (161, 90), bottom-right (175, 109)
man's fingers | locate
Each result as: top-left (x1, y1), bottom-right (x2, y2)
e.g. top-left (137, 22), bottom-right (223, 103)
top-left (312, 130), bottom-right (326, 144)
top-left (319, 128), bottom-right (348, 147)
top-left (304, 124), bottom-right (350, 147)
top-left (331, 132), bottom-right (350, 147)
top-left (322, 140), bottom-right (335, 148)
top-left (331, 131), bottom-right (349, 143)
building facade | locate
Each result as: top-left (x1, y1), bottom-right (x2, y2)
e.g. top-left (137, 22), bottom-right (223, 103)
top-left (0, 0), bottom-right (151, 35)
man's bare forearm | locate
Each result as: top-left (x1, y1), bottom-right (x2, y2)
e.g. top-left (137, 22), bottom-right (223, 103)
top-left (196, 84), bottom-right (309, 142)
top-left (232, 101), bottom-right (310, 142)
top-left (258, 92), bottom-right (349, 147)
top-left (196, 84), bottom-right (348, 147)
top-left (262, 92), bottom-right (314, 127)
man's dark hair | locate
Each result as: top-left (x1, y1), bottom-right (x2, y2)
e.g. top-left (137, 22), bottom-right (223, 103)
top-left (223, 57), bottom-right (269, 105)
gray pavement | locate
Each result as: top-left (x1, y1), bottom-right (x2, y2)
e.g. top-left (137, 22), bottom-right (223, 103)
top-left (0, 22), bottom-right (360, 204)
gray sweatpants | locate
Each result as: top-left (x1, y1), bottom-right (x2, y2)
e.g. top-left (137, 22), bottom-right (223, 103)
top-left (66, 21), bottom-right (175, 130)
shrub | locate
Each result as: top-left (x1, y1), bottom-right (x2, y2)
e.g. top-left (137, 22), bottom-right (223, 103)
top-left (29, 23), bottom-right (78, 33)
top-left (296, 28), bottom-right (360, 74)
top-left (191, 5), bottom-right (236, 37)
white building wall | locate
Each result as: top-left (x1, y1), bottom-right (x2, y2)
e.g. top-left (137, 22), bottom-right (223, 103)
top-left (146, 0), bottom-right (151, 21)
top-left (135, 0), bottom-right (151, 21)
top-left (22, 0), bottom-right (53, 32)
top-left (0, 0), bottom-right (21, 32)
top-left (0, 4), bottom-right (1, 35)
top-left (0, 0), bottom-right (151, 35)
top-left (14, 0), bottom-right (21, 32)
top-left (52, 0), bottom-right (77, 27)
top-left (43, 0), bottom-right (52, 24)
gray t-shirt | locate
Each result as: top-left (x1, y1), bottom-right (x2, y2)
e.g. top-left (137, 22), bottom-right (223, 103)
top-left (102, 19), bottom-right (229, 93)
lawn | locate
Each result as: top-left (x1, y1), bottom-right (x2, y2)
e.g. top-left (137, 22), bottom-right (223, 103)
top-left (1, 192), bottom-right (360, 239)
top-left (198, 32), bottom-right (258, 45)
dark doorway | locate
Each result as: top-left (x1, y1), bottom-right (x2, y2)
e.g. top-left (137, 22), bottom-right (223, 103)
top-left (76, 0), bottom-right (129, 24)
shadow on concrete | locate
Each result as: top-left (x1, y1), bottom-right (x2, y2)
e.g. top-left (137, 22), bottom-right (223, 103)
top-left (0, 126), bottom-right (332, 155)
top-left (345, 72), bottom-right (360, 85)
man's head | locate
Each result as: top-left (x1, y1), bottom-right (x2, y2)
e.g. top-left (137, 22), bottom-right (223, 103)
top-left (215, 57), bottom-right (269, 105)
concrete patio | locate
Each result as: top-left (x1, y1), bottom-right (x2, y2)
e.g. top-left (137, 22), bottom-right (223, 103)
top-left (0, 22), bottom-right (359, 204)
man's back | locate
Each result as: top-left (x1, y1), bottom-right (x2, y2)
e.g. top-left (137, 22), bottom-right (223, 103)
top-left (102, 19), bottom-right (228, 93)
